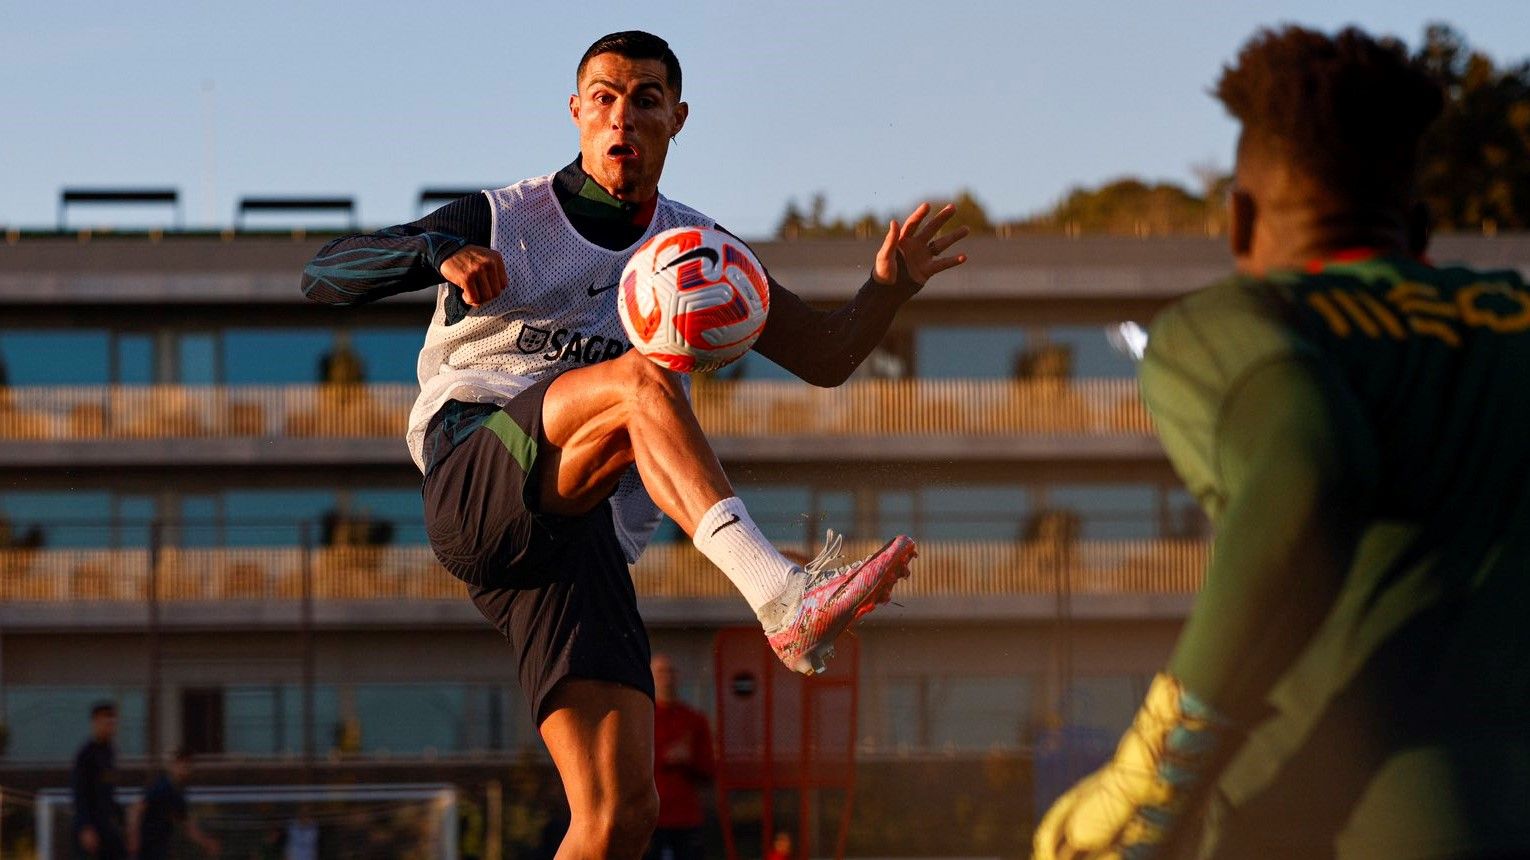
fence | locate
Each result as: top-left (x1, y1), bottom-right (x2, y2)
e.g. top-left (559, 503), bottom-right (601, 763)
top-left (0, 538), bottom-right (1205, 603)
top-left (0, 379), bottom-right (1153, 441)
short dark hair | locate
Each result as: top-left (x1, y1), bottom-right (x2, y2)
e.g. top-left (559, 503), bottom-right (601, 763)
top-left (90, 701), bottom-right (117, 718)
top-left (576, 31), bottom-right (682, 98)
top-left (1215, 26), bottom-right (1444, 207)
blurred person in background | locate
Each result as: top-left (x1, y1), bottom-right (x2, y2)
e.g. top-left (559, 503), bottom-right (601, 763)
top-left (646, 653), bottom-right (715, 860)
top-left (765, 830), bottom-right (794, 860)
top-left (130, 748), bottom-right (221, 859)
top-left (72, 701), bottom-right (126, 859)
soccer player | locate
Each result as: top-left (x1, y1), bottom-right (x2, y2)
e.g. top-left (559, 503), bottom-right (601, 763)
top-left (1035, 26), bottom-right (1530, 859)
top-left (301, 31), bottom-right (967, 859)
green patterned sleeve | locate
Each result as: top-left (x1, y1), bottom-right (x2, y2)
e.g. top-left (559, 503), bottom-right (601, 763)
top-left (1142, 281), bottom-right (1380, 721)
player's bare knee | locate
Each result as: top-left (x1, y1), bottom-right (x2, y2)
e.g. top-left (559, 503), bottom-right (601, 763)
top-left (623, 352), bottom-right (688, 413)
top-left (602, 786), bottom-right (658, 855)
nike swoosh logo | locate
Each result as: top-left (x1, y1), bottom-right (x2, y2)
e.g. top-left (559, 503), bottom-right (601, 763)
top-left (709, 514), bottom-right (741, 538)
top-left (587, 281), bottom-right (619, 296)
top-left (660, 246), bottom-right (719, 272)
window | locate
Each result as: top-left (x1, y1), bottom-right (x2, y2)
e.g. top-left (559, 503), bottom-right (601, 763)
top-left (222, 330), bottom-right (331, 385)
top-left (1042, 326), bottom-right (1139, 379)
top-left (114, 333), bottom-right (154, 384)
top-left (881, 677), bottom-right (922, 751)
top-left (111, 495), bottom-right (156, 548)
top-left (877, 490), bottom-right (917, 539)
top-left (723, 350), bottom-right (795, 382)
top-left (221, 490), bottom-right (337, 545)
top-left (177, 333), bottom-right (219, 384)
top-left (174, 494), bottom-right (222, 548)
top-left (1164, 486), bottom-right (1210, 539)
top-left (351, 329), bottom-right (423, 383)
top-left (0, 330), bottom-right (110, 385)
top-left (0, 491), bottom-right (112, 547)
top-left (4, 687), bottom-right (147, 761)
top-left (181, 688), bottom-right (225, 755)
top-left (814, 490), bottom-right (857, 542)
top-left (735, 486), bottom-right (813, 546)
top-left (878, 675), bottom-right (1032, 752)
top-left (915, 326), bottom-right (1027, 379)
top-left (1042, 485), bottom-right (1158, 540)
top-left (221, 329), bottom-right (420, 385)
top-left (926, 676), bottom-right (1031, 751)
top-left (347, 489), bottom-right (425, 545)
top-left (1067, 675), bottom-right (1150, 737)
top-left (224, 685), bottom-right (283, 756)
top-left (349, 684), bottom-right (512, 756)
top-left (920, 486), bottom-right (1030, 541)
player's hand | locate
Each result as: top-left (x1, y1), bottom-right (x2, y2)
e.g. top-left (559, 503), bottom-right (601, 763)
top-left (873, 202), bottom-right (969, 287)
top-left (1033, 674), bottom-right (1231, 860)
top-left (79, 826), bottom-right (100, 854)
top-left (439, 245), bottom-right (509, 307)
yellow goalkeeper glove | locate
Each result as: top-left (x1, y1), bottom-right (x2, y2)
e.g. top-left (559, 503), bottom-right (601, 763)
top-left (1033, 673), bottom-right (1233, 860)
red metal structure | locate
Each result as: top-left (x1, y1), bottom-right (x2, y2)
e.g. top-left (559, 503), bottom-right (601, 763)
top-left (713, 627), bottom-right (860, 860)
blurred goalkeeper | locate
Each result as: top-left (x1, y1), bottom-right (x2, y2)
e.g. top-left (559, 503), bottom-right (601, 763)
top-left (1036, 25), bottom-right (1530, 860)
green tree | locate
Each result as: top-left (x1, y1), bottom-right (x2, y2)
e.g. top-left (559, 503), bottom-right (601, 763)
top-left (775, 190), bottom-right (996, 239)
top-left (776, 198), bottom-right (807, 239)
top-left (1014, 178), bottom-right (1217, 236)
top-left (1416, 23), bottom-right (1530, 232)
top-left (942, 188), bottom-right (994, 236)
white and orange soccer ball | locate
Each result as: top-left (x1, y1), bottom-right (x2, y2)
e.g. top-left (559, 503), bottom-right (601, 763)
top-left (618, 226), bottom-right (771, 373)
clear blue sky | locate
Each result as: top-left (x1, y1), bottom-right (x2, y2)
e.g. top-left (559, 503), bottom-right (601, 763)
top-left (2, 1), bottom-right (1525, 238)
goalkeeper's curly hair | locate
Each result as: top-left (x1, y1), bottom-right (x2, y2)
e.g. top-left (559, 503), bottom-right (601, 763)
top-left (1216, 26), bottom-right (1444, 208)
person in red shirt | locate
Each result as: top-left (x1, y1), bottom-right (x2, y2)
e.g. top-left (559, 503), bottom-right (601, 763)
top-left (646, 654), bottom-right (715, 860)
top-left (765, 830), bottom-right (794, 860)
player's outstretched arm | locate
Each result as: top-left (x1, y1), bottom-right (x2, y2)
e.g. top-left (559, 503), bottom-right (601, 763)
top-left (299, 193), bottom-right (491, 306)
top-left (1035, 323), bottom-right (1377, 859)
top-left (752, 203), bottom-right (968, 387)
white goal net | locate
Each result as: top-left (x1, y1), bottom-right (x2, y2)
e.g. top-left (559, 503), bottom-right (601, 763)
top-left (32, 782), bottom-right (458, 859)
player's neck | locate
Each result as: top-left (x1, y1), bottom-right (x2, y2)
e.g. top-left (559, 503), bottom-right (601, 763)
top-left (1244, 211), bottom-right (1412, 276)
top-left (555, 158), bottom-right (658, 225)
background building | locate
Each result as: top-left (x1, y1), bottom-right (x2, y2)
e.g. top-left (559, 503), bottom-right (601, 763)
top-left (2, 209), bottom-right (1525, 855)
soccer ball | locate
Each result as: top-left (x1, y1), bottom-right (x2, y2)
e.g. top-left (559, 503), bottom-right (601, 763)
top-left (618, 226), bottom-right (771, 373)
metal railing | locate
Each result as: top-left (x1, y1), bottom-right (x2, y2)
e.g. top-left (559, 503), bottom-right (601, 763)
top-left (0, 385), bottom-right (412, 440)
top-left (0, 539), bottom-right (1205, 603)
top-left (0, 379), bottom-right (1152, 441)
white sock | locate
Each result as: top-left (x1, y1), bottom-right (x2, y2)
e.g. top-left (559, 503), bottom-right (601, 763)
top-left (693, 497), bottom-right (797, 616)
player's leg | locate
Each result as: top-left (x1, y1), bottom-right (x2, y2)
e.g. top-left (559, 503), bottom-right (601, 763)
top-left (536, 349), bottom-right (917, 673)
top-left (536, 347), bottom-right (728, 534)
top-left (539, 680), bottom-right (659, 860)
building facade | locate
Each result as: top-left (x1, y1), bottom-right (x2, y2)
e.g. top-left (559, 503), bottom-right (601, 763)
top-left (3, 226), bottom-right (1524, 851)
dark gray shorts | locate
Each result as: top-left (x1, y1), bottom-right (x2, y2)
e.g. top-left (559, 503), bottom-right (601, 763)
top-left (422, 380), bottom-right (653, 722)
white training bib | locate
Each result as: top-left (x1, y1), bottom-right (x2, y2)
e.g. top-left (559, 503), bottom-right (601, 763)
top-left (407, 174), bottom-right (715, 562)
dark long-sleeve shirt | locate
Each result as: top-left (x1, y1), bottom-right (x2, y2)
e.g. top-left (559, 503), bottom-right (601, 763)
top-left (301, 158), bottom-right (920, 387)
top-left (71, 738), bottom-right (123, 836)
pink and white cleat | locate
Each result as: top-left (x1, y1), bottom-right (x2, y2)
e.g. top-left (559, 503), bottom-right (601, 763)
top-left (763, 531), bottom-right (917, 675)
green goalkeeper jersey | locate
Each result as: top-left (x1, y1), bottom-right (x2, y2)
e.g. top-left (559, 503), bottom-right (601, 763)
top-left (1140, 253), bottom-right (1530, 858)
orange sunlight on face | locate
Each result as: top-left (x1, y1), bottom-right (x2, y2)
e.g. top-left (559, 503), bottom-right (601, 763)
top-left (570, 53), bottom-right (687, 203)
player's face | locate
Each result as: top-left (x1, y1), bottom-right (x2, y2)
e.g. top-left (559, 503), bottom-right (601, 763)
top-left (651, 655), bottom-right (677, 702)
top-left (570, 54), bottom-right (687, 202)
top-left (92, 712), bottom-right (118, 741)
